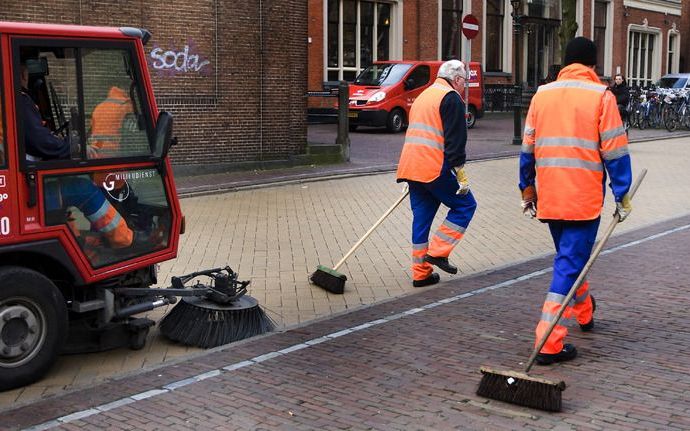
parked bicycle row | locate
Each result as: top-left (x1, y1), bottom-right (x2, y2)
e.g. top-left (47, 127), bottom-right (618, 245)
top-left (622, 87), bottom-right (690, 132)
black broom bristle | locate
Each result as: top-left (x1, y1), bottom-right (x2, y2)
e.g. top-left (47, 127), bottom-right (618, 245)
top-left (160, 296), bottom-right (276, 348)
top-left (476, 367), bottom-right (565, 412)
top-left (310, 265), bottom-right (347, 294)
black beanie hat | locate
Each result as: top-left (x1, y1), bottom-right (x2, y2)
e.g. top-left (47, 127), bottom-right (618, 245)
top-left (564, 37), bottom-right (597, 66)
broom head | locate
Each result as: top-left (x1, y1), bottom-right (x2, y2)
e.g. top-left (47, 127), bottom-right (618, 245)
top-left (160, 295), bottom-right (275, 348)
top-left (477, 366), bottom-right (566, 412)
top-left (310, 265), bottom-right (346, 294)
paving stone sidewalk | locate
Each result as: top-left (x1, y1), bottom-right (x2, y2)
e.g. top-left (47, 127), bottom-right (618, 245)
top-left (4, 214), bottom-right (690, 430)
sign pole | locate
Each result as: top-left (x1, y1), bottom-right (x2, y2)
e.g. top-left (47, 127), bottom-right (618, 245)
top-left (465, 37), bottom-right (470, 123)
top-left (460, 14), bottom-right (479, 127)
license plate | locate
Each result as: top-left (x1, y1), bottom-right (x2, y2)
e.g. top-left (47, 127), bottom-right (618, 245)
top-left (348, 111), bottom-right (358, 119)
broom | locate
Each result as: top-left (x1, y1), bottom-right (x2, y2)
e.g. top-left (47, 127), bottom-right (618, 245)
top-left (159, 267), bottom-right (275, 348)
top-left (310, 184), bottom-right (410, 294)
top-left (477, 169), bottom-right (647, 412)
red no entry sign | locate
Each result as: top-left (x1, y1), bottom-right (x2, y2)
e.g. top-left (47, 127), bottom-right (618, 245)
top-left (461, 14), bottom-right (479, 39)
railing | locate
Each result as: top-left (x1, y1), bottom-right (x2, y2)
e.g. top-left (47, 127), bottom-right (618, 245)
top-left (483, 84), bottom-right (536, 112)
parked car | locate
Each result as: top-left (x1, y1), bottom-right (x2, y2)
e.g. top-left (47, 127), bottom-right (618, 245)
top-left (657, 73), bottom-right (690, 90)
top-left (347, 60), bottom-right (484, 132)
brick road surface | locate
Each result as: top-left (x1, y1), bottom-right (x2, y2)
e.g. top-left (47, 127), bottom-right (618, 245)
top-left (2, 214), bottom-right (690, 430)
top-left (0, 137), bottom-right (689, 411)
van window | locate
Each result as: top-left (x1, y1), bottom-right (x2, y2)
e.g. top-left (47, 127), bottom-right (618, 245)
top-left (354, 63), bottom-right (412, 86)
top-left (406, 66), bottom-right (430, 90)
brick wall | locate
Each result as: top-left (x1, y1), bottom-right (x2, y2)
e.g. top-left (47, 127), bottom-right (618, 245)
top-left (1, 0), bottom-right (308, 169)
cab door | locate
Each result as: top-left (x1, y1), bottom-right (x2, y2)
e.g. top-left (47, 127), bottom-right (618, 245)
top-left (11, 38), bottom-right (177, 275)
top-left (402, 65), bottom-right (431, 109)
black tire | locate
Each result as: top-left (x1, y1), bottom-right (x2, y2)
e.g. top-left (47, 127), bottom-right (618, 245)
top-left (466, 106), bottom-right (477, 129)
top-left (386, 108), bottom-right (405, 133)
top-left (348, 124), bottom-right (358, 132)
top-left (0, 266), bottom-right (67, 391)
top-left (129, 327), bottom-right (149, 350)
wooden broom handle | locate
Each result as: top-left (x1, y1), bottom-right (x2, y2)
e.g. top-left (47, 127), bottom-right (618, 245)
top-left (525, 169), bottom-right (647, 373)
top-left (334, 185), bottom-right (410, 271)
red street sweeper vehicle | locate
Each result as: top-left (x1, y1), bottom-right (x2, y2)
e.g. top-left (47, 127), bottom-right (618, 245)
top-left (0, 22), bottom-right (272, 391)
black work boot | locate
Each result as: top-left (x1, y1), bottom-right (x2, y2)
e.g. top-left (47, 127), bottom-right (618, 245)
top-left (413, 273), bottom-right (440, 288)
top-left (579, 295), bottom-right (596, 332)
top-left (536, 343), bottom-right (578, 365)
top-left (423, 255), bottom-right (458, 274)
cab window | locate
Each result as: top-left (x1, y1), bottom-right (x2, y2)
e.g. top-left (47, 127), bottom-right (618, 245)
top-left (15, 42), bottom-right (153, 165)
top-left (43, 167), bottom-right (171, 268)
top-left (0, 58), bottom-right (5, 167)
top-left (82, 48), bottom-right (150, 159)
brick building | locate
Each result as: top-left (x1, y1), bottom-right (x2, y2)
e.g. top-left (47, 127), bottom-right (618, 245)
top-left (1, 1), bottom-right (308, 171)
top-left (309, 0), bottom-right (688, 93)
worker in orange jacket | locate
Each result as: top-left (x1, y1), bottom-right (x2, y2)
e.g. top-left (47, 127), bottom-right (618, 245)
top-left (397, 60), bottom-right (477, 288)
top-left (89, 86), bottom-right (134, 190)
top-left (519, 37), bottom-right (632, 365)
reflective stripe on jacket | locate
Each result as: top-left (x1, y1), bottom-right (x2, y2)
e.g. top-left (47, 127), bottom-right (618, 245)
top-left (397, 78), bottom-right (456, 183)
top-left (520, 63), bottom-right (630, 220)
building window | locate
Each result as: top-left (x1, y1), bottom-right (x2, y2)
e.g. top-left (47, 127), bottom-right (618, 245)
top-left (593, 0), bottom-right (607, 76)
top-left (441, 0), bottom-right (462, 60)
top-left (628, 30), bottom-right (657, 88)
top-left (326, 0), bottom-right (392, 82)
top-left (667, 32), bottom-right (678, 74)
top-left (485, 0), bottom-right (504, 72)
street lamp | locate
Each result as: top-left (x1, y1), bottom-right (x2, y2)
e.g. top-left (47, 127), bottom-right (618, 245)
top-left (510, 0), bottom-right (523, 145)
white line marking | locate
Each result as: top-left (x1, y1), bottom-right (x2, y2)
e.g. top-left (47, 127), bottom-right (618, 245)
top-left (25, 223), bottom-right (690, 430)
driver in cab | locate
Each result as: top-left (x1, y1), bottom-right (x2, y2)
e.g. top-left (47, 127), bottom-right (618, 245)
top-left (17, 59), bottom-right (137, 251)
top-left (17, 62), bottom-right (70, 161)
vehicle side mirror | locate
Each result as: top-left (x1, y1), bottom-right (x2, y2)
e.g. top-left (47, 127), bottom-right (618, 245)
top-left (153, 111), bottom-right (174, 159)
top-left (404, 78), bottom-right (415, 90)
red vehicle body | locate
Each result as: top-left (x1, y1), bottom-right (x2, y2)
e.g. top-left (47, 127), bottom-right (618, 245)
top-left (0, 22), bottom-right (183, 389)
top-left (347, 60), bottom-right (484, 132)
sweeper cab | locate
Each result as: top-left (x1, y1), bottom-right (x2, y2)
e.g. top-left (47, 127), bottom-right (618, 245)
top-left (0, 22), bottom-right (272, 391)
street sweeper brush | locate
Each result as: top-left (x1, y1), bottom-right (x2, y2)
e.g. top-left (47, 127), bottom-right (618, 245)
top-left (476, 169), bottom-right (646, 412)
top-left (159, 267), bottom-right (275, 348)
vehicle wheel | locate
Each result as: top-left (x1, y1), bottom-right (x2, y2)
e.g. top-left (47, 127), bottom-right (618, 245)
top-left (348, 124), bottom-right (358, 132)
top-left (0, 266), bottom-right (67, 391)
top-left (386, 108), bottom-right (405, 133)
top-left (466, 106), bottom-right (477, 129)
top-left (129, 327), bottom-right (149, 350)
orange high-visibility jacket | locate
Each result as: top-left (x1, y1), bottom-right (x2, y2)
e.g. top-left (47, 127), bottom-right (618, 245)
top-left (89, 86), bottom-right (133, 156)
top-left (521, 64), bottom-right (629, 220)
top-left (397, 78), bottom-right (456, 183)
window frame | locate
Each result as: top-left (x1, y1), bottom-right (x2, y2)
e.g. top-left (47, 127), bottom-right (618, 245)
top-left (0, 38), bottom-right (6, 169)
top-left (11, 37), bottom-right (157, 173)
top-left (626, 26), bottom-right (661, 88)
top-left (326, 0), bottom-right (395, 82)
top-left (485, 0), bottom-right (505, 72)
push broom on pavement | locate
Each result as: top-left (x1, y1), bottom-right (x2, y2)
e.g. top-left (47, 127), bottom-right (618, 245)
top-left (310, 184), bottom-right (409, 294)
top-left (476, 169), bottom-right (647, 412)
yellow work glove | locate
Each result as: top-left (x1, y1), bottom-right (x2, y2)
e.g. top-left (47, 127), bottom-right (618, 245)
top-left (454, 166), bottom-right (470, 195)
top-left (615, 193), bottom-right (632, 222)
top-left (521, 185), bottom-right (537, 218)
